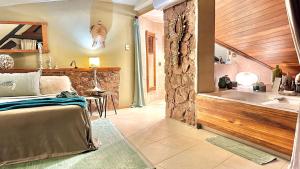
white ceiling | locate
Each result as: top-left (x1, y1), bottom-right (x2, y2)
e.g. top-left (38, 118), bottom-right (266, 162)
top-left (142, 9), bottom-right (163, 23)
top-left (112, 0), bottom-right (139, 5)
top-left (0, 0), bottom-right (149, 6)
top-left (0, 0), bottom-right (65, 7)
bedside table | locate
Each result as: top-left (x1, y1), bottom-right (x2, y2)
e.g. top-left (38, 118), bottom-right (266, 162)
top-left (87, 90), bottom-right (117, 118)
top-left (85, 96), bottom-right (102, 117)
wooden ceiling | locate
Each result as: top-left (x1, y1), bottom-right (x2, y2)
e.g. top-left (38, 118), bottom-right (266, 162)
top-left (215, 0), bottom-right (299, 75)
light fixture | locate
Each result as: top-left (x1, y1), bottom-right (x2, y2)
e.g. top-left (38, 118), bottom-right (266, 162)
top-left (89, 56), bottom-right (102, 91)
top-left (89, 57), bottom-right (100, 68)
top-left (236, 72), bottom-right (259, 87)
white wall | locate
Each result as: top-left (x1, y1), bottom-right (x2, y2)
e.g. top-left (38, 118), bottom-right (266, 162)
top-left (214, 44), bottom-right (272, 85)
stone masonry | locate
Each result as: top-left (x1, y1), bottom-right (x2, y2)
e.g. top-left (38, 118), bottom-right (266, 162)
top-left (42, 68), bottom-right (120, 110)
top-left (164, 0), bottom-right (196, 125)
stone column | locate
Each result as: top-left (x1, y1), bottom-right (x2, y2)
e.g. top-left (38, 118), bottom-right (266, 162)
top-left (164, 0), bottom-right (215, 125)
top-left (164, 0), bottom-right (196, 125)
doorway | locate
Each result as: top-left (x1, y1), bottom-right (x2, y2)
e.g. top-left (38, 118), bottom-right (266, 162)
top-left (146, 31), bottom-right (156, 92)
top-left (140, 9), bottom-right (165, 104)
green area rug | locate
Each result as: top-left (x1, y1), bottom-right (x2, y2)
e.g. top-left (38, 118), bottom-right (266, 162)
top-left (2, 120), bottom-right (153, 169)
top-left (207, 136), bottom-right (277, 165)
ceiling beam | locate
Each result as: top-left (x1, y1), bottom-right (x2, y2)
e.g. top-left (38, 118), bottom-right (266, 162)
top-left (0, 24), bottom-right (24, 46)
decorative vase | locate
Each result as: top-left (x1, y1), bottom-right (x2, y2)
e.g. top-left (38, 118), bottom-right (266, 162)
top-left (272, 65), bottom-right (282, 82)
top-left (218, 75), bottom-right (231, 89)
top-left (295, 73), bottom-right (300, 84)
top-left (0, 54), bottom-right (14, 69)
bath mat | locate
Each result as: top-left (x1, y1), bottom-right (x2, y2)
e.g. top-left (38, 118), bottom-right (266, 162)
top-left (206, 136), bottom-right (277, 165)
top-left (2, 119), bottom-right (154, 169)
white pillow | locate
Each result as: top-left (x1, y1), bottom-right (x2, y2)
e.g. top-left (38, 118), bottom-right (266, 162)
top-left (0, 71), bottom-right (41, 97)
top-left (40, 76), bottom-right (72, 95)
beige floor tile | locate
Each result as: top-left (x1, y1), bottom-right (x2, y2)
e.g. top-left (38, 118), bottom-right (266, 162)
top-left (155, 166), bottom-right (166, 169)
top-left (156, 134), bottom-right (198, 150)
top-left (214, 165), bottom-right (234, 169)
top-left (221, 154), bottom-right (287, 169)
top-left (156, 119), bottom-right (216, 141)
top-left (103, 100), bottom-right (291, 169)
top-left (110, 119), bottom-right (146, 136)
top-left (158, 142), bottom-right (233, 169)
top-left (140, 141), bottom-right (186, 165)
top-left (127, 122), bottom-right (174, 148)
top-left (281, 162), bottom-right (289, 169)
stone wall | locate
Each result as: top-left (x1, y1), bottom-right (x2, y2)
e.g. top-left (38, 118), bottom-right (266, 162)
top-left (42, 68), bottom-right (120, 110)
top-left (164, 0), bottom-right (196, 125)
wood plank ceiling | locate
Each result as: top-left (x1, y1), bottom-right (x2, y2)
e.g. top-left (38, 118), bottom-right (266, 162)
top-left (215, 0), bottom-right (299, 75)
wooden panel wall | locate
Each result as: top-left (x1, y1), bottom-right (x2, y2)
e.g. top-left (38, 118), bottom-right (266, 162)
top-left (215, 0), bottom-right (299, 75)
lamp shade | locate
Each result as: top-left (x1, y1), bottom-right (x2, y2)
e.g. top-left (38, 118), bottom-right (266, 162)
top-left (89, 57), bottom-right (100, 68)
top-left (236, 72), bottom-right (259, 86)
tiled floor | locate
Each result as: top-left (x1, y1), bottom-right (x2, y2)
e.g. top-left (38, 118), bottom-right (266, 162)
top-left (93, 100), bottom-right (290, 169)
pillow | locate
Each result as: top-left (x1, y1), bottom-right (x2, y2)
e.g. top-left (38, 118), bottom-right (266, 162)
top-left (0, 71), bottom-right (41, 97)
top-left (40, 76), bottom-right (72, 95)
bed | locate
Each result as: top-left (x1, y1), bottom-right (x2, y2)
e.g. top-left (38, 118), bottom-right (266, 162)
top-left (0, 74), bottom-right (98, 166)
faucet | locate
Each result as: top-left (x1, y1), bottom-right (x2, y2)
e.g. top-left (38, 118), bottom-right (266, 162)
top-left (70, 60), bottom-right (78, 69)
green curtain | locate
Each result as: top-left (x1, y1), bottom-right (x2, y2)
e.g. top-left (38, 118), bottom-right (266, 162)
top-left (132, 18), bottom-right (145, 107)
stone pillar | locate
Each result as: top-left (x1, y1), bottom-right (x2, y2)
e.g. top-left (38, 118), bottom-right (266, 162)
top-left (164, 0), bottom-right (196, 125)
top-left (197, 0), bottom-right (215, 93)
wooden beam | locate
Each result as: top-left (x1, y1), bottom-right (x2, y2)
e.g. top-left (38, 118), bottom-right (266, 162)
top-left (215, 39), bottom-right (273, 69)
top-left (0, 40), bottom-right (16, 49)
top-left (23, 25), bottom-right (42, 35)
top-left (12, 35), bottom-right (42, 40)
top-left (0, 24), bottom-right (24, 46)
top-left (0, 21), bottom-right (47, 25)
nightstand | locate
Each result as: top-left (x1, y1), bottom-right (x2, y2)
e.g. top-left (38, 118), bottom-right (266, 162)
top-left (85, 96), bottom-right (102, 117)
top-left (87, 90), bottom-right (117, 118)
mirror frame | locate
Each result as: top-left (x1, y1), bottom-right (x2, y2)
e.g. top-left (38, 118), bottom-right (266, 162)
top-left (146, 30), bottom-right (157, 93)
top-left (0, 21), bottom-right (49, 54)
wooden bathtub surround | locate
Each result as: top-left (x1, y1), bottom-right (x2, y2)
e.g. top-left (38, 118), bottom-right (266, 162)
top-left (196, 94), bottom-right (297, 156)
top-left (0, 68), bottom-right (121, 110)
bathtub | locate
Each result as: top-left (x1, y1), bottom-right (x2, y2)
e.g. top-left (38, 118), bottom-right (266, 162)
top-left (209, 90), bottom-right (300, 112)
top-left (196, 90), bottom-right (299, 157)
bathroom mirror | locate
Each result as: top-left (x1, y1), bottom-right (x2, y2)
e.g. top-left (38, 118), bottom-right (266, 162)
top-left (0, 21), bottom-right (48, 53)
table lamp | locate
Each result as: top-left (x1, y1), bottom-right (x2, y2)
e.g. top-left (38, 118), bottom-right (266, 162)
top-left (89, 56), bottom-right (101, 91)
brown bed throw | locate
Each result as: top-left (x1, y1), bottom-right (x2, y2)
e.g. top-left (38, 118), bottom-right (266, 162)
top-left (0, 105), bottom-right (98, 166)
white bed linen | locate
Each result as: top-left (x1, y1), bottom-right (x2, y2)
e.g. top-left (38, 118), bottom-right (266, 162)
top-left (0, 95), bottom-right (56, 103)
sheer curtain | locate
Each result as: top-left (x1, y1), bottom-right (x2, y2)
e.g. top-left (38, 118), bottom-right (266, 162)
top-left (286, 0), bottom-right (300, 169)
top-left (132, 17), bottom-right (145, 107)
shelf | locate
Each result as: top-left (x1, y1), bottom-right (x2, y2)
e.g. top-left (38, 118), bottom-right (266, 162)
top-left (0, 67), bottom-right (121, 73)
top-left (0, 49), bottom-right (49, 54)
